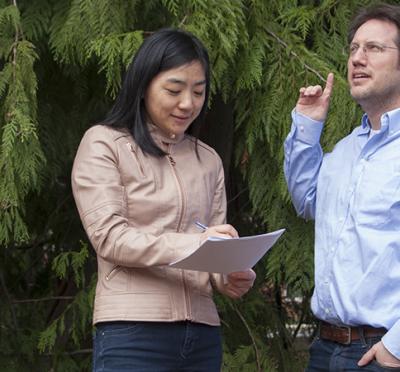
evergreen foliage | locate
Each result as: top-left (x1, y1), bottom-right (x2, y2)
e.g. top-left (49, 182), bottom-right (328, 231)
top-left (0, 0), bottom-right (385, 370)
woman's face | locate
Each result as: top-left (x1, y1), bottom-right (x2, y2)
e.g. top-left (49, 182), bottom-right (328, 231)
top-left (144, 60), bottom-right (206, 138)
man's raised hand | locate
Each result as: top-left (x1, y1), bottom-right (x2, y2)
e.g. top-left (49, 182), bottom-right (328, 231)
top-left (296, 73), bottom-right (334, 122)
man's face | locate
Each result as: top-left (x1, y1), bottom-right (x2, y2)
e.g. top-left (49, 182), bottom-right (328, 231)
top-left (347, 19), bottom-right (400, 111)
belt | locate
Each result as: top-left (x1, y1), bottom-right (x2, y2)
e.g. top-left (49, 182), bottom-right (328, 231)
top-left (318, 320), bottom-right (387, 345)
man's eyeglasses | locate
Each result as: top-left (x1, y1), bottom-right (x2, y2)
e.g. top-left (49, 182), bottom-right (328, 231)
top-left (348, 41), bottom-right (399, 57)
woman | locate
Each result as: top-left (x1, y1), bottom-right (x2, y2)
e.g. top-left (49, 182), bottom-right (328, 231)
top-left (71, 28), bottom-right (255, 371)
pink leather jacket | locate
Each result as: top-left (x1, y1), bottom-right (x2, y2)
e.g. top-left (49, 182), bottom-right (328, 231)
top-left (71, 124), bottom-right (229, 325)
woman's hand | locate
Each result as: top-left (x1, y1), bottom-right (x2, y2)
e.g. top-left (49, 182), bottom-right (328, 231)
top-left (199, 224), bottom-right (238, 243)
top-left (224, 269), bottom-right (256, 299)
top-left (199, 225), bottom-right (255, 298)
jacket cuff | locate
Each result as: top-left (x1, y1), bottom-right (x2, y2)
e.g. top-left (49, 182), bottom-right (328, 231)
top-left (210, 273), bottom-right (228, 294)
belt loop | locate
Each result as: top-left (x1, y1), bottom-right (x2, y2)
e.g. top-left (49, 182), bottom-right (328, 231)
top-left (357, 326), bottom-right (367, 347)
top-left (316, 321), bottom-right (321, 339)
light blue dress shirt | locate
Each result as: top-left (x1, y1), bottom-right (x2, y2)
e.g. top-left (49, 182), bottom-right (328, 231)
top-left (284, 108), bottom-right (400, 359)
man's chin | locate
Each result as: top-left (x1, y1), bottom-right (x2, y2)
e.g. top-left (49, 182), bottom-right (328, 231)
top-left (350, 87), bottom-right (370, 102)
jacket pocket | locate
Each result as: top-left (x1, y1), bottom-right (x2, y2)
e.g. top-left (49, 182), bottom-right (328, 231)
top-left (105, 265), bottom-right (122, 281)
top-left (103, 265), bottom-right (130, 292)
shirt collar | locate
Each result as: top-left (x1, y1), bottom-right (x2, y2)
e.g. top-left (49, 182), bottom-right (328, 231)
top-left (360, 107), bottom-right (400, 136)
top-left (382, 107), bottom-right (400, 135)
top-left (360, 114), bottom-right (370, 135)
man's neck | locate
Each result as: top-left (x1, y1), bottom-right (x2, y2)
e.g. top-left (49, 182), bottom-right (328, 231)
top-left (366, 111), bottom-right (382, 130)
top-left (361, 97), bottom-right (400, 130)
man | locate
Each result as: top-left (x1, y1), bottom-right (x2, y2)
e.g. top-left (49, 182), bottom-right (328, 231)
top-left (284, 3), bottom-right (400, 371)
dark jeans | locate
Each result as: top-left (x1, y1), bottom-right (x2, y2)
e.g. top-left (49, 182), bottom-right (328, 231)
top-left (92, 321), bottom-right (222, 372)
top-left (306, 337), bottom-right (400, 371)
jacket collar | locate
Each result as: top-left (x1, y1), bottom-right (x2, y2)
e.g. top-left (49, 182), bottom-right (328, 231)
top-left (148, 123), bottom-right (185, 146)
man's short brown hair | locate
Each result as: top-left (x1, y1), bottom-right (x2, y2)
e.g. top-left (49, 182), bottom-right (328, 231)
top-left (348, 3), bottom-right (400, 48)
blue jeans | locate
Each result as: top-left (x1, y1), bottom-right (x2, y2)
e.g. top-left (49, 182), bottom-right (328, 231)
top-left (306, 337), bottom-right (400, 371)
top-left (92, 321), bottom-right (222, 372)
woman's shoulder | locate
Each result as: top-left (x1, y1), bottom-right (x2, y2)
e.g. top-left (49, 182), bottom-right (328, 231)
top-left (184, 136), bottom-right (224, 173)
top-left (83, 124), bottom-right (130, 142)
top-left (185, 135), bottom-right (219, 157)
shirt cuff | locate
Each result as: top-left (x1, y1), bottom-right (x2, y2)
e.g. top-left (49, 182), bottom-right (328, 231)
top-left (292, 110), bottom-right (324, 145)
top-left (381, 319), bottom-right (400, 359)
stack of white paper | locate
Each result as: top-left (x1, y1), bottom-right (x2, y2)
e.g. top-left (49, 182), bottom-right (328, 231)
top-left (170, 228), bottom-right (285, 274)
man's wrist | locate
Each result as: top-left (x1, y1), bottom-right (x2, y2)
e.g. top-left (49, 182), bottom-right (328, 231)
top-left (292, 110), bottom-right (324, 145)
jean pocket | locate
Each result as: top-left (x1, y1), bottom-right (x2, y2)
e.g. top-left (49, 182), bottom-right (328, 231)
top-left (96, 321), bottom-right (144, 337)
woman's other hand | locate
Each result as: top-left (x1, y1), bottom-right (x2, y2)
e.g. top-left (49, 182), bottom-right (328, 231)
top-left (224, 270), bottom-right (256, 299)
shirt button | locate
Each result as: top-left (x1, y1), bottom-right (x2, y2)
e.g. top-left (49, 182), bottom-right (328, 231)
top-left (299, 125), bottom-right (305, 132)
top-left (325, 308), bottom-right (330, 314)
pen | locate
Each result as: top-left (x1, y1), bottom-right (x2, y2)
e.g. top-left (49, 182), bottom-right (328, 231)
top-left (195, 221), bottom-right (208, 231)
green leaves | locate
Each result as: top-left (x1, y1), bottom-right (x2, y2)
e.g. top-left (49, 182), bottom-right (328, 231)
top-left (87, 31), bottom-right (143, 97)
top-left (52, 242), bottom-right (89, 288)
top-left (161, 0), bottom-right (180, 17)
top-left (0, 5), bottom-right (20, 37)
top-left (38, 319), bottom-right (59, 353)
top-left (21, 0), bottom-right (52, 41)
top-left (38, 245), bottom-right (94, 355)
top-left (0, 8), bottom-right (44, 244)
top-left (279, 5), bottom-right (317, 40)
top-left (184, 0), bottom-right (247, 95)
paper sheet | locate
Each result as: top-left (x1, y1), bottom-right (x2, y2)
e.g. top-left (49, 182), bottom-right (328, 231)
top-left (170, 228), bottom-right (285, 274)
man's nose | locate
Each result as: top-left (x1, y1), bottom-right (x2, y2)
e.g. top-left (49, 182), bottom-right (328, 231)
top-left (350, 47), bottom-right (367, 65)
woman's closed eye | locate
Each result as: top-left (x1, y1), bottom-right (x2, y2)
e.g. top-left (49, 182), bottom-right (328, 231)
top-left (165, 88), bottom-right (204, 97)
top-left (166, 88), bottom-right (180, 95)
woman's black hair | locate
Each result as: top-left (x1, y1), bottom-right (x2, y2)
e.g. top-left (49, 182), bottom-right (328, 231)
top-left (102, 28), bottom-right (210, 157)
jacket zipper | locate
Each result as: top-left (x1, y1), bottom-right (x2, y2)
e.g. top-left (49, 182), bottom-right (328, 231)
top-left (167, 146), bottom-right (186, 232)
top-left (167, 144), bottom-right (192, 320)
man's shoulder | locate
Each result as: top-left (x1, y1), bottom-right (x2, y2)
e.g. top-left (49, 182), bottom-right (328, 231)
top-left (334, 125), bottom-right (362, 148)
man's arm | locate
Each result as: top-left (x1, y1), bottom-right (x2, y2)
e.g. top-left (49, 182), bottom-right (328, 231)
top-left (284, 73), bottom-right (334, 219)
